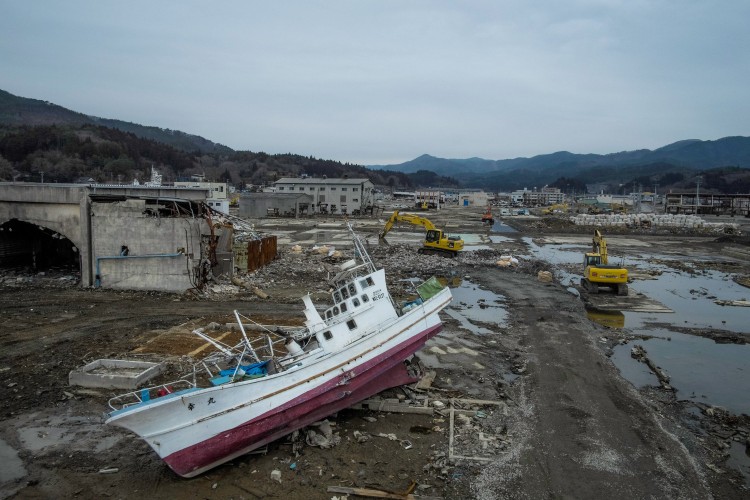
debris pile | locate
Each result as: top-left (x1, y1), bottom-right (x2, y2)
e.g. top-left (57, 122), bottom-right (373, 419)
top-left (448, 399), bottom-right (509, 461)
top-left (570, 213), bottom-right (740, 233)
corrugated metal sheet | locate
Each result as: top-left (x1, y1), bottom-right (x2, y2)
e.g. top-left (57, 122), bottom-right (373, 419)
top-left (232, 235), bottom-right (277, 272)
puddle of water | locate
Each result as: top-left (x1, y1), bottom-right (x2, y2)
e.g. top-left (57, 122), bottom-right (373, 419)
top-left (18, 426), bottom-right (71, 452)
top-left (628, 271), bottom-right (749, 332)
top-left (445, 280), bottom-right (508, 335)
top-left (459, 233), bottom-right (484, 245)
top-left (611, 330), bottom-right (750, 415)
top-left (609, 345), bottom-right (660, 387)
top-left (14, 413), bottom-right (123, 455)
top-left (727, 441), bottom-right (750, 485)
top-left (0, 437), bottom-right (26, 484)
top-left (490, 220), bottom-right (517, 233)
top-left (489, 235), bottom-right (515, 243)
top-left (586, 309), bottom-right (625, 329)
top-left (523, 237), bottom-right (587, 266)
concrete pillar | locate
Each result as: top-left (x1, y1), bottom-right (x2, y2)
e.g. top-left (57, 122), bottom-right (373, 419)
top-left (79, 191), bottom-right (93, 286)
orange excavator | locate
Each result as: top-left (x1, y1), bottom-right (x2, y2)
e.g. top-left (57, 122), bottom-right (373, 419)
top-left (482, 205), bottom-right (494, 225)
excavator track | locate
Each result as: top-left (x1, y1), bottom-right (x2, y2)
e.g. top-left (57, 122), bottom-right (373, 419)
top-left (418, 248), bottom-right (457, 258)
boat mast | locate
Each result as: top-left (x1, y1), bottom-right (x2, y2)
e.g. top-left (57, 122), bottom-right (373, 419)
top-left (348, 222), bottom-right (376, 274)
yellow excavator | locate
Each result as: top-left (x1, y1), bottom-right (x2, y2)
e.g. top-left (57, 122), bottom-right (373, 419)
top-left (379, 210), bottom-right (464, 257)
top-left (582, 229), bottom-right (629, 295)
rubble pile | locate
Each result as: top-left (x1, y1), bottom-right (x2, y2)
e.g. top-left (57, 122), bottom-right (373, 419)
top-left (0, 268), bottom-right (79, 288)
top-left (570, 213), bottom-right (740, 233)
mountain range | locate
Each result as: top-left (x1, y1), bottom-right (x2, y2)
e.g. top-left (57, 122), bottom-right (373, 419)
top-left (1, 88), bottom-right (749, 192)
top-left (368, 137), bottom-right (750, 191)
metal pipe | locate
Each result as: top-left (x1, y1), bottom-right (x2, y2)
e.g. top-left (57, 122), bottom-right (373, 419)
top-left (94, 252), bottom-right (184, 287)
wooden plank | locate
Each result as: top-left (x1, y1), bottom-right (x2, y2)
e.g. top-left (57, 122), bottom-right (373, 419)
top-left (327, 485), bottom-right (442, 499)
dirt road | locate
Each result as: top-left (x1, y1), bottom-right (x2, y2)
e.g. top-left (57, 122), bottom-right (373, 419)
top-left (469, 271), bottom-right (710, 499)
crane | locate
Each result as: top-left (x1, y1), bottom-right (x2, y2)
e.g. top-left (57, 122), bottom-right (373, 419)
top-left (379, 211), bottom-right (464, 258)
top-left (582, 230), bottom-right (629, 295)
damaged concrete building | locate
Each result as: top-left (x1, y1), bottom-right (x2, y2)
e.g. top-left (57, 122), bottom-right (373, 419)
top-left (0, 183), bottom-right (276, 292)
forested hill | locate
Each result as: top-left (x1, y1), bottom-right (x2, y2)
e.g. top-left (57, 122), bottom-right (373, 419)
top-left (0, 123), bottom-right (460, 189)
top-left (0, 89), bottom-right (232, 154)
top-left (0, 89), bottom-right (459, 189)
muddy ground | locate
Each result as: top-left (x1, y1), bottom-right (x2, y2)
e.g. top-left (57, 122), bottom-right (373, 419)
top-left (1, 208), bottom-right (749, 499)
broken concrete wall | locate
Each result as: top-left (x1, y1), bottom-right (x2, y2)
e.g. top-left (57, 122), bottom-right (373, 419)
top-left (91, 200), bottom-right (206, 292)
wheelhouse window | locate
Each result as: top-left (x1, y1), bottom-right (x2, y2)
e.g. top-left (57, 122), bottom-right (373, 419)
top-left (340, 302), bottom-right (348, 313)
top-left (352, 298), bottom-right (360, 307)
top-left (341, 287), bottom-right (350, 299)
top-left (334, 291), bottom-right (341, 302)
top-left (346, 320), bottom-right (357, 330)
top-left (362, 294), bottom-right (369, 303)
top-left (333, 306), bottom-right (339, 316)
top-left (348, 283), bottom-right (357, 295)
top-left (323, 331), bottom-right (333, 340)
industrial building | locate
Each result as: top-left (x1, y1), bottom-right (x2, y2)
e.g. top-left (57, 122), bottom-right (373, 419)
top-left (264, 177), bottom-right (376, 215)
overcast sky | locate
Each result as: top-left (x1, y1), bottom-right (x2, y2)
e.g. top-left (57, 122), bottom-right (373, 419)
top-left (2, 1), bottom-right (748, 165)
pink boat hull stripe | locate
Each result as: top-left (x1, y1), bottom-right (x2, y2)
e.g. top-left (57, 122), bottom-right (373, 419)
top-left (164, 322), bottom-right (443, 477)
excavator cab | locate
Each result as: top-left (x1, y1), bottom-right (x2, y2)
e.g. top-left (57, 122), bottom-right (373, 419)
top-left (584, 254), bottom-right (602, 267)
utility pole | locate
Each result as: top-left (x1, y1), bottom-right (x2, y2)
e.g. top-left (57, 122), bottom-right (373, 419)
top-left (695, 178), bottom-right (701, 214)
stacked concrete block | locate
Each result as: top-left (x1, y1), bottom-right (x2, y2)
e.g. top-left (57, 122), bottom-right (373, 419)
top-left (569, 213), bottom-right (738, 233)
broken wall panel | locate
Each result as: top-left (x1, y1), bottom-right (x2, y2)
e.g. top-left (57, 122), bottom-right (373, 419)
top-left (91, 199), bottom-right (205, 292)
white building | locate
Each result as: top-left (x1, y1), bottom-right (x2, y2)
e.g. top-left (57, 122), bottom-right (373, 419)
top-left (174, 181), bottom-right (230, 213)
top-left (458, 190), bottom-right (491, 207)
top-left (510, 186), bottom-right (565, 206)
top-left (271, 177), bottom-right (375, 215)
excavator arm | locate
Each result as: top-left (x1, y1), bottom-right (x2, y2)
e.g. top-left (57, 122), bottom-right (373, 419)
top-left (379, 210), bottom-right (436, 241)
top-left (592, 229), bottom-right (609, 264)
top-left (378, 210), bottom-right (463, 257)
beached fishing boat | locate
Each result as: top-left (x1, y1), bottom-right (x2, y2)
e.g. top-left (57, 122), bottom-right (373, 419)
top-left (105, 223), bottom-right (452, 477)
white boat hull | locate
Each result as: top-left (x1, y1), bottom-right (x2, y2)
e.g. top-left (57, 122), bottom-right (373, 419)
top-left (106, 288), bottom-right (450, 477)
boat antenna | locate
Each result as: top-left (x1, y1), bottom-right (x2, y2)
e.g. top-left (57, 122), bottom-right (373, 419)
top-left (348, 221), bottom-right (376, 273)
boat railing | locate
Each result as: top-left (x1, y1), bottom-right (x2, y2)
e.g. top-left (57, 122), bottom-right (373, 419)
top-left (107, 379), bottom-right (196, 412)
